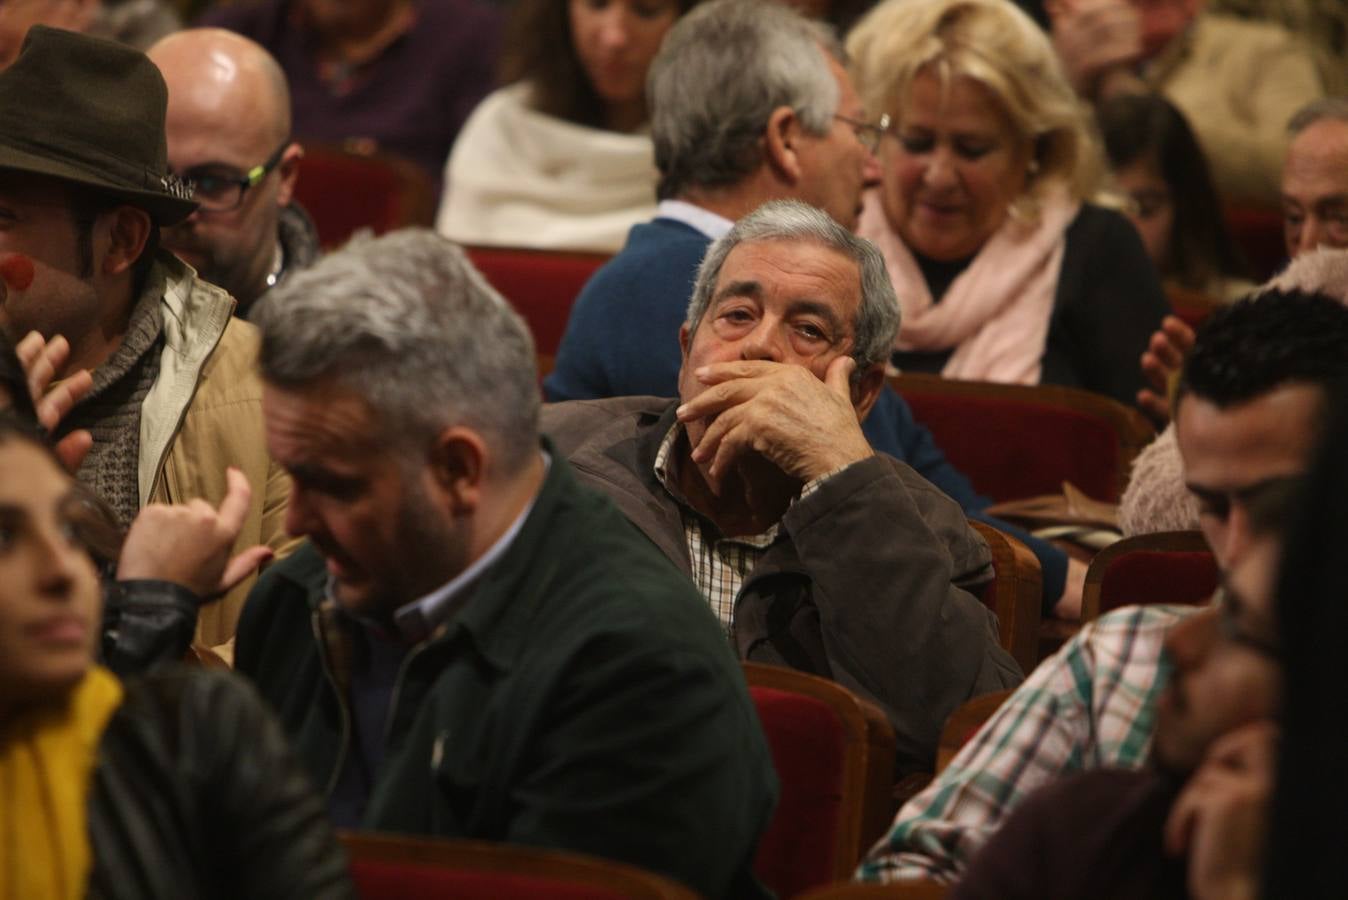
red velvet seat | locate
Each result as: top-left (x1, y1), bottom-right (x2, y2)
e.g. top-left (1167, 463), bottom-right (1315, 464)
top-left (463, 245), bottom-right (611, 368)
top-left (340, 832), bottom-right (699, 899)
top-left (1081, 530), bottom-right (1217, 621)
top-left (291, 142), bottom-right (437, 248)
top-left (1224, 205), bottom-right (1286, 283)
top-left (744, 663), bottom-right (896, 899)
top-left (892, 373), bottom-right (1155, 502)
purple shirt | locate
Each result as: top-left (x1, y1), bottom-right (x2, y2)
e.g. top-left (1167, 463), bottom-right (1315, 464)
top-left (198, 0), bottom-right (501, 193)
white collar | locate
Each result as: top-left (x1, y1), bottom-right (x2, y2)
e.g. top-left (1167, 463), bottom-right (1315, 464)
top-left (656, 199), bottom-right (734, 240)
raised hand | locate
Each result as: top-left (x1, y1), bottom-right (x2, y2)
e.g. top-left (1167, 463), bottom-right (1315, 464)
top-left (1164, 720), bottom-right (1278, 900)
top-left (1046, 0), bottom-right (1143, 98)
top-left (14, 330), bottom-right (94, 471)
top-left (1137, 315), bottom-right (1197, 424)
top-left (676, 356), bottom-right (874, 494)
top-left (117, 467), bottom-right (274, 600)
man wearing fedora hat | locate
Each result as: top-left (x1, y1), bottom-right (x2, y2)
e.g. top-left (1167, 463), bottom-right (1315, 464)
top-left (0, 25), bottom-right (293, 655)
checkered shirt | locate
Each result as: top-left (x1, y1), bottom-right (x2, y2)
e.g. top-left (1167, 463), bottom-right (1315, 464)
top-left (653, 422), bottom-right (839, 631)
top-left (857, 603), bottom-right (1198, 883)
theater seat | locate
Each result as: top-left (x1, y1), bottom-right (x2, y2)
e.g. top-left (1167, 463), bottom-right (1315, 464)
top-left (340, 832), bottom-right (698, 899)
top-left (892, 374), bottom-right (1155, 502)
top-left (1081, 530), bottom-right (1217, 621)
top-left (291, 142), bottom-right (437, 248)
top-left (968, 521), bottom-right (1042, 674)
top-left (1224, 205), bottom-right (1286, 283)
top-left (463, 245), bottom-right (610, 371)
top-left (744, 663), bottom-right (896, 899)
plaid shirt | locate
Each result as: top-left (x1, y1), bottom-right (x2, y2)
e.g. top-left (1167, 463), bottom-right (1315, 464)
top-left (653, 422), bottom-right (840, 631)
top-left (857, 603), bottom-right (1198, 883)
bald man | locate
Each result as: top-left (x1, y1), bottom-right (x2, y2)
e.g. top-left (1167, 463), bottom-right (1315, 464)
top-left (149, 28), bottom-right (319, 316)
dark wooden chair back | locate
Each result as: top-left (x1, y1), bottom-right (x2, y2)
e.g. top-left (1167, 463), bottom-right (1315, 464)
top-left (339, 831), bottom-right (700, 899)
top-left (967, 521), bottom-right (1042, 674)
top-left (892, 374), bottom-right (1154, 502)
top-left (742, 662), bottom-right (896, 899)
top-left (1081, 530), bottom-right (1217, 621)
top-left (935, 689), bottom-right (1014, 774)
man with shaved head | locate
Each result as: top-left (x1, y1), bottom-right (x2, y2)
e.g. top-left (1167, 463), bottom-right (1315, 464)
top-left (149, 28), bottom-right (319, 316)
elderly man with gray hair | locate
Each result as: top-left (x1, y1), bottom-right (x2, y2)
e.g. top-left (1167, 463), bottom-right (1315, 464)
top-left (544, 201), bottom-right (1023, 776)
top-left (545, 0), bottom-right (1082, 618)
top-left (235, 228), bottom-right (778, 900)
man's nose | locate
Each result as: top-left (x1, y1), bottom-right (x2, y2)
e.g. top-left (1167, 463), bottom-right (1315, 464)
top-left (1295, 215), bottom-right (1323, 257)
top-left (1216, 502), bottom-right (1254, 571)
top-left (284, 483), bottom-right (316, 539)
top-left (740, 321), bottom-right (786, 362)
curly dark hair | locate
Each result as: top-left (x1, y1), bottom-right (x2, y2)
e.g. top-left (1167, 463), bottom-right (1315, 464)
top-left (1177, 289), bottom-right (1348, 411)
top-left (499, 0), bottom-right (701, 128)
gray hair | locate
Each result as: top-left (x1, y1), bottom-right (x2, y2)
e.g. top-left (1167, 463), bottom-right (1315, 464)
top-left (685, 200), bottom-right (900, 372)
top-left (648, 0), bottom-right (840, 201)
top-left (1288, 96), bottom-right (1348, 135)
top-left (252, 228), bottom-right (540, 474)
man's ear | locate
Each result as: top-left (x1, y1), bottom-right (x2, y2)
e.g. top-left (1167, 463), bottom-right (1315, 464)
top-left (851, 363), bottom-right (886, 423)
top-left (763, 104), bottom-right (805, 185)
top-left (429, 425), bottom-right (489, 516)
top-left (275, 142), bottom-right (304, 207)
top-left (100, 206), bottom-right (153, 277)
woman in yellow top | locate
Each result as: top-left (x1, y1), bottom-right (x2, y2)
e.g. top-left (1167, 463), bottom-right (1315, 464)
top-left (0, 416), bottom-right (351, 900)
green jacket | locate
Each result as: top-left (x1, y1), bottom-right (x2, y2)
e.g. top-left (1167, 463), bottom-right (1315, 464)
top-left (235, 451), bottom-right (777, 899)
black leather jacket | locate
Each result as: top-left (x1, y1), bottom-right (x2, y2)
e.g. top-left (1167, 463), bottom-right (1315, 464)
top-left (85, 665), bottom-right (355, 899)
top-left (92, 582), bottom-right (352, 898)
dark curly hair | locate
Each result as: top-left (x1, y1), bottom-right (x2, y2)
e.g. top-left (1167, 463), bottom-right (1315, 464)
top-left (1177, 289), bottom-right (1348, 412)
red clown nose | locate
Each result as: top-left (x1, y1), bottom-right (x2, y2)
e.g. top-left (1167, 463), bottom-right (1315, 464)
top-left (0, 253), bottom-right (34, 292)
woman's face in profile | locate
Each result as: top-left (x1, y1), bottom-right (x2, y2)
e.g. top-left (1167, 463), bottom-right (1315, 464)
top-left (568, 0), bottom-right (679, 108)
top-left (0, 437), bottom-right (100, 706)
top-left (879, 68), bottom-right (1030, 262)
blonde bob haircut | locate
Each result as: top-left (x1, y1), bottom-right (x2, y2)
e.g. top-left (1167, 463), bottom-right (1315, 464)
top-left (846, 0), bottom-right (1104, 218)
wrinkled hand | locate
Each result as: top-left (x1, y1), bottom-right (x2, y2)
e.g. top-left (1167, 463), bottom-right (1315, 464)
top-left (1137, 316), bottom-right (1197, 424)
top-left (1164, 720), bottom-right (1278, 900)
top-left (117, 467), bottom-right (273, 600)
top-left (14, 330), bottom-right (94, 472)
top-left (1046, 0), bottom-right (1142, 97)
top-left (676, 357), bottom-right (873, 494)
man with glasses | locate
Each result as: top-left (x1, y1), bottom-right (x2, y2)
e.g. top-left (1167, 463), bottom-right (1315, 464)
top-left (860, 288), bottom-right (1348, 884)
top-left (544, 0), bottom-right (1080, 619)
top-left (150, 28), bottom-right (319, 318)
top-left (0, 27), bottom-right (293, 655)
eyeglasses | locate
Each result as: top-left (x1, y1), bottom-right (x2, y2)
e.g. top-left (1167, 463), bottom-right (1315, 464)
top-left (176, 140), bottom-right (290, 213)
top-left (834, 113), bottom-right (890, 155)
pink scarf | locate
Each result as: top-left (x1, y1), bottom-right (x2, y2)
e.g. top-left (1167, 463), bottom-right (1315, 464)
top-left (857, 185), bottom-right (1080, 384)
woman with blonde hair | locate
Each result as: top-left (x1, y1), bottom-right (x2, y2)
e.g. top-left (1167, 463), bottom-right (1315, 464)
top-left (847, 0), bottom-right (1169, 404)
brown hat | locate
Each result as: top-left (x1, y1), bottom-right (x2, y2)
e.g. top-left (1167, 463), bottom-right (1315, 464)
top-left (0, 26), bottom-right (196, 224)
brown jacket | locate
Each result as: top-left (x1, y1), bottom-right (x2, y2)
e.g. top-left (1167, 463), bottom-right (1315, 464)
top-left (139, 254), bottom-right (296, 650)
top-left (541, 396), bottom-right (1023, 774)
